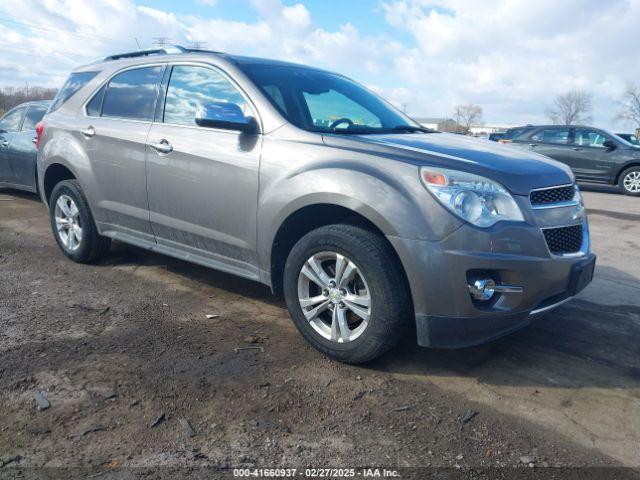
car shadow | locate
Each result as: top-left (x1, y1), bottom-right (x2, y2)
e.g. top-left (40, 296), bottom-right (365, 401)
top-left (97, 244), bottom-right (640, 390)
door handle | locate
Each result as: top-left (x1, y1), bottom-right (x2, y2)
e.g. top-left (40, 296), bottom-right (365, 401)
top-left (572, 147), bottom-right (582, 151)
top-left (80, 126), bottom-right (95, 138)
top-left (150, 140), bottom-right (173, 155)
top-left (0, 140), bottom-right (8, 147)
top-left (32, 137), bottom-right (37, 144)
top-left (528, 143), bottom-right (537, 148)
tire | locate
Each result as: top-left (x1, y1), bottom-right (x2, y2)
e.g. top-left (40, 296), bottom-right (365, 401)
top-left (283, 224), bottom-right (411, 364)
top-left (49, 179), bottom-right (111, 263)
top-left (618, 166), bottom-right (640, 196)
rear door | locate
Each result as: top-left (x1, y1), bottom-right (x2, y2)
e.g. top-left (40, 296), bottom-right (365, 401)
top-left (7, 104), bottom-right (47, 190)
top-left (80, 65), bottom-right (164, 242)
top-left (566, 128), bottom-right (618, 181)
top-left (0, 107), bottom-right (26, 185)
top-left (523, 127), bottom-right (572, 163)
top-left (145, 63), bottom-right (262, 277)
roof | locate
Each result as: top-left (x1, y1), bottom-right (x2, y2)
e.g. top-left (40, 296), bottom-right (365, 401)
top-left (80, 45), bottom-right (328, 73)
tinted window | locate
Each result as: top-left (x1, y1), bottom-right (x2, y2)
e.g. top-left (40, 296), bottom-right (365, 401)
top-left (574, 129), bottom-right (608, 148)
top-left (49, 72), bottom-right (98, 112)
top-left (164, 66), bottom-right (251, 126)
top-left (86, 85), bottom-right (106, 117)
top-left (102, 66), bottom-right (163, 121)
top-left (503, 127), bottom-right (531, 140)
top-left (530, 128), bottom-right (569, 144)
top-left (21, 106), bottom-right (47, 131)
top-left (0, 108), bottom-right (25, 132)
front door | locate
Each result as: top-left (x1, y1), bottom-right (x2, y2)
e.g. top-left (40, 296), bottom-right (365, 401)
top-left (566, 128), bottom-right (618, 182)
top-left (7, 104), bottom-right (47, 190)
top-left (0, 107), bottom-right (26, 185)
top-left (146, 64), bottom-right (262, 278)
top-left (81, 65), bottom-right (164, 242)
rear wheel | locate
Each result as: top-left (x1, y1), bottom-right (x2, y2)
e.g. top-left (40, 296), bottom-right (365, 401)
top-left (283, 224), bottom-right (411, 364)
top-left (618, 167), bottom-right (640, 196)
top-left (49, 180), bottom-right (111, 262)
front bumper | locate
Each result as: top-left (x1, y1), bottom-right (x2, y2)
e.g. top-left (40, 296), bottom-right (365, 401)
top-left (388, 209), bottom-right (595, 348)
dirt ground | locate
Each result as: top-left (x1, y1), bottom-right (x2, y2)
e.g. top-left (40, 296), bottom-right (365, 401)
top-left (0, 186), bottom-right (639, 478)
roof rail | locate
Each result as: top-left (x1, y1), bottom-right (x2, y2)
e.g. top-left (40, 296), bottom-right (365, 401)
top-left (103, 46), bottom-right (188, 61)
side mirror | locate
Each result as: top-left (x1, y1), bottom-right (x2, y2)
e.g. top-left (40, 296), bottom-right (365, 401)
top-left (195, 102), bottom-right (258, 134)
top-left (602, 139), bottom-right (617, 150)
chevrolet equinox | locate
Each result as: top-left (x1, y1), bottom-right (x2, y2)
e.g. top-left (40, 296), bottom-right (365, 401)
top-left (37, 47), bottom-right (596, 363)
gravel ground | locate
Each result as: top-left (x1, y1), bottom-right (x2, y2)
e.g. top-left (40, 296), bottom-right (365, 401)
top-left (0, 189), bottom-right (638, 479)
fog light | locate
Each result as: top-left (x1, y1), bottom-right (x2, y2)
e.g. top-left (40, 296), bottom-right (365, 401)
top-left (468, 278), bottom-right (524, 301)
top-left (469, 278), bottom-right (496, 301)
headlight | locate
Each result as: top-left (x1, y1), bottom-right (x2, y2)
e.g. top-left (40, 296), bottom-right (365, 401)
top-left (420, 167), bottom-right (524, 228)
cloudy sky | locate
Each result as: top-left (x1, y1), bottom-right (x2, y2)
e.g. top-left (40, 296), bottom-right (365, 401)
top-left (1, 0), bottom-right (639, 130)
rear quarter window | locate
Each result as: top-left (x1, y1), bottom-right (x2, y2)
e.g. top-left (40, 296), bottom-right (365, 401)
top-left (49, 72), bottom-right (98, 112)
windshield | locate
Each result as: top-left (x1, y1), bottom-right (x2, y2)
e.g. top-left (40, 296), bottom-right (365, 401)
top-left (240, 63), bottom-right (424, 134)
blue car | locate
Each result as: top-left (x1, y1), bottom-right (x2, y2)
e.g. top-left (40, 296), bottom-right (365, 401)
top-left (0, 100), bottom-right (50, 193)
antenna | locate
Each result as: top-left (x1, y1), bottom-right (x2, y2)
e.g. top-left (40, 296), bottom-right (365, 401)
top-left (189, 41), bottom-right (208, 50)
top-left (134, 37), bottom-right (141, 49)
top-left (152, 37), bottom-right (172, 47)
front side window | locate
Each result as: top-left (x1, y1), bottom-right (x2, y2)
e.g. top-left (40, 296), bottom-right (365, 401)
top-left (102, 66), bottom-right (163, 121)
top-left (49, 71), bottom-right (97, 112)
top-left (0, 108), bottom-right (25, 132)
top-left (240, 64), bottom-right (419, 134)
top-left (22, 106), bottom-right (47, 131)
top-left (574, 129), bottom-right (608, 148)
top-left (530, 128), bottom-right (570, 144)
top-left (163, 65), bottom-right (251, 127)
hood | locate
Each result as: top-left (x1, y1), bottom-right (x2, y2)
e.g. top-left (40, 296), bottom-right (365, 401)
top-left (322, 132), bottom-right (574, 196)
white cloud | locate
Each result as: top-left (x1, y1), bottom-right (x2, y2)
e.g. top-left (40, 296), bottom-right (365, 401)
top-left (1, 0), bottom-right (638, 129)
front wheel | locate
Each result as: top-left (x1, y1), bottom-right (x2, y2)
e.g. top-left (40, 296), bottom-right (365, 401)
top-left (618, 166), bottom-right (640, 196)
top-left (283, 224), bottom-right (411, 364)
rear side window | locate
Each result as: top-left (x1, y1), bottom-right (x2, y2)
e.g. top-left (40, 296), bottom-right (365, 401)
top-left (0, 107), bottom-right (25, 132)
top-left (49, 72), bottom-right (98, 112)
top-left (21, 106), bottom-right (47, 131)
top-left (102, 66), bottom-right (163, 121)
top-left (530, 128), bottom-right (569, 144)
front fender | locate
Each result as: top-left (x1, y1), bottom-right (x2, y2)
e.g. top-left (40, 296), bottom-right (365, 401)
top-left (256, 136), bottom-right (462, 273)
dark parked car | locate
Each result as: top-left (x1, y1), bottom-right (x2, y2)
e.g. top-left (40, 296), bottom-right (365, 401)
top-left (501, 125), bottom-right (640, 196)
top-left (0, 100), bottom-right (50, 193)
top-left (616, 133), bottom-right (639, 145)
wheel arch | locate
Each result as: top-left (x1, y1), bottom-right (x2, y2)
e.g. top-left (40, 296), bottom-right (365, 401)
top-left (42, 163), bottom-right (77, 206)
top-left (269, 202), bottom-right (412, 312)
top-left (615, 162), bottom-right (640, 184)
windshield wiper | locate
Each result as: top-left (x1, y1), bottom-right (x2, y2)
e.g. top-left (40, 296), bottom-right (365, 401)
top-left (389, 125), bottom-right (435, 134)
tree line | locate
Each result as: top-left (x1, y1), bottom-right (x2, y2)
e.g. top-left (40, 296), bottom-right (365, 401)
top-left (0, 85), bottom-right (58, 116)
top-left (444, 84), bottom-right (640, 135)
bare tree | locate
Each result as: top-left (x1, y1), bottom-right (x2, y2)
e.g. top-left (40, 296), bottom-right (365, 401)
top-left (453, 104), bottom-right (483, 134)
top-left (0, 85), bottom-right (57, 116)
top-left (616, 83), bottom-right (640, 130)
top-left (546, 90), bottom-right (592, 125)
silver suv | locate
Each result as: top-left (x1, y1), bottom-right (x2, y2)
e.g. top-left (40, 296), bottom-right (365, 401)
top-left (37, 47), bottom-right (595, 363)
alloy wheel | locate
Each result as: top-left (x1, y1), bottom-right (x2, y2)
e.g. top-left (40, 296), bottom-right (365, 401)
top-left (623, 171), bottom-right (640, 193)
top-left (54, 195), bottom-right (83, 251)
top-left (297, 251), bottom-right (371, 343)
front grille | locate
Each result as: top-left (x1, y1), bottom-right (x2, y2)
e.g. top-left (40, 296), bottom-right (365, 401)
top-left (543, 225), bottom-right (583, 254)
top-left (530, 185), bottom-right (575, 206)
